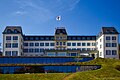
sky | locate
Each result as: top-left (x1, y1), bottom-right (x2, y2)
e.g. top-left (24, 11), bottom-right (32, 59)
top-left (0, 0), bottom-right (120, 44)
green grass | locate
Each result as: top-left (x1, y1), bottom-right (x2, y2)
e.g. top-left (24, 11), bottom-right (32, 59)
top-left (0, 58), bottom-right (120, 80)
top-left (66, 58), bottom-right (120, 80)
top-left (0, 73), bottom-right (69, 80)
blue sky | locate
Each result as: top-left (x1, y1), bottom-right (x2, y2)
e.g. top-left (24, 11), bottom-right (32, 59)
top-left (0, 0), bottom-right (120, 43)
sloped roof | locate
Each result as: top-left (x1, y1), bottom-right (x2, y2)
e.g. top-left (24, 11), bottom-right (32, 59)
top-left (102, 27), bottom-right (119, 34)
top-left (3, 26), bottom-right (23, 34)
top-left (55, 28), bottom-right (67, 35)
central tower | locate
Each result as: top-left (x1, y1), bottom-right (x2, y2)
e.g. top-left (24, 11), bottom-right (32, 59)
top-left (54, 27), bottom-right (67, 50)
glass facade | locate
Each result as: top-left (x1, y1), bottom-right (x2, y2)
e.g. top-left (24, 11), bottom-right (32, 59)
top-left (0, 57), bottom-right (93, 64)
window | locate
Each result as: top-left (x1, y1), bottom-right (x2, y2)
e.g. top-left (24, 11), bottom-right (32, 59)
top-left (82, 37), bottom-right (86, 40)
top-left (68, 37), bottom-right (71, 40)
top-left (30, 37), bottom-right (34, 40)
top-left (77, 48), bottom-right (81, 50)
top-left (35, 48), bottom-right (39, 53)
top-left (70, 53), bottom-right (77, 56)
top-left (30, 43), bottom-right (34, 46)
top-left (6, 36), bottom-right (11, 40)
top-left (87, 37), bottom-right (90, 40)
top-left (87, 48), bottom-right (90, 50)
top-left (92, 43), bottom-right (96, 46)
top-left (7, 29), bottom-right (12, 33)
top-left (45, 37), bottom-right (49, 40)
top-left (100, 52), bottom-right (102, 56)
top-left (13, 36), bottom-right (18, 40)
top-left (24, 43), bottom-right (28, 46)
top-left (60, 42), bottom-right (62, 46)
top-left (92, 37), bottom-right (96, 40)
top-left (23, 49), bottom-right (28, 53)
top-left (56, 42), bottom-right (59, 45)
top-left (77, 37), bottom-right (81, 40)
top-left (106, 36), bottom-right (110, 40)
top-left (82, 48), bottom-right (86, 51)
top-left (50, 43), bottom-right (54, 46)
top-left (6, 43), bottom-right (11, 48)
top-left (47, 53), bottom-right (55, 56)
top-left (5, 51), bottom-right (11, 56)
top-left (67, 48), bottom-right (71, 50)
top-left (40, 48), bottom-right (44, 52)
top-left (35, 43), bottom-right (39, 46)
top-left (87, 43), bottom-right (90, 46)
top-left (100, 39), bottom-right (102, 42)
top-left (35, 37), bottom-right (39, 40)
top-left (72, 37), bottom-right (76, 40)
top-left (50, 37), bottom-right (54, 40)
top-left (58, 52), bottom-right (66, 56)
top-left (25, 37), bottom-right (28, 40)
top-left (63, 42), bottom-right (66, 45)
top-left (112, 43), bottom-right (117, 47)
top-left (112, 36), bottom-right (116, 40)
top-left (12, 51), bottom-right (18, 56)
top-left (40, 43), bottom-right (44, 46)
top-left (100, 45), bottom-right (102, 48)
top-left (67, 43), bottom-right (71, 46)
top-left (72, 48), bottom-right (76, 50)
top-left (12, 43), bottom-right (18, 48)
top-left (45, 43), bottom-right (49, 46)
top-left (77, 43), bottom-right (81, 46)
top-left (82, 43), bottom-right (86, 46)
top-left (72, 43), bottom-right (76, 46)
top-left (106, 50), bottom-right (111, 55)
top-left (40, 37), bottom-right (44, 40)
top-left (112, 50), bottom-right (117, 55)
top-left (29, 48), bottom-right (34, 53)
top-left (106, 43), bottom-right (111, 47)
top-left (60, 37), bottom-right (62, 39)
top-left (14, 29), bottom-right (18, 33)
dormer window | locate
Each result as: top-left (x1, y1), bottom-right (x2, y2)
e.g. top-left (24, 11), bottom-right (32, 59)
top-left (14, 29), bottom-right (18, 33)
top-left (7, 29), bottom-right (12, 33)
top-left (106, 29), bottom-right (110, 33)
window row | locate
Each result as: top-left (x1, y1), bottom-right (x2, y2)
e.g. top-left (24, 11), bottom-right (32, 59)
top-left (23, 48), bottom-right (55, 53)
top-left (24, 42), bottom-right (54, 47)
top-left (6, 43), bottom-right (18, 48)
top-left (106, 36), bottom-right (117, 40)
top-left (23, 48), bottom-right (96, 53)
top-left (67, 42), bottom-right (96, 46)
top-left (106, 43), bottom-right (117, 47)
top-left (6, 36), bottom-right (18, 40)
top-left (5, 51), bottom-right (18, 56)
top-left (106, 50), bottom-right (117, 55)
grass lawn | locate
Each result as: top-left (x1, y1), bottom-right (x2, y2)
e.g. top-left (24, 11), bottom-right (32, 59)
top-left (66, 58), bottom-right (120, 80)
top-left (0, 73), bottom-right (69, 80)
top-left (0, 58), bottom-right (120, 80)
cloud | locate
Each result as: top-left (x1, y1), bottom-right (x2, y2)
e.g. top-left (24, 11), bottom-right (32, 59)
top-left (14, 11), bottom-right (26, 15)
top-left (13, 0), bottom-right (80, 22)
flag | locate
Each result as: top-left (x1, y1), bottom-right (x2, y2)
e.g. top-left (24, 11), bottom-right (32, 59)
top-left (56, 16), bottom-right (61, 21)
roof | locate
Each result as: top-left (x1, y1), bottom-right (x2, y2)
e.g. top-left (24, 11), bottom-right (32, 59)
top-left (55, 27), bottom-right (67, 35)
top-left (2, 26), bottom-right (23, 34)
top-left (102, 27), bottom-right (119, 34)
top-left (23, 35), bottom-right (54, 41)
top-left (23, 35), bottom-right (96, 41)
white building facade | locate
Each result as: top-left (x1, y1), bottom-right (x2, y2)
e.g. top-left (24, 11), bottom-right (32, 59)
top-left (2, 26), bottom-right (119, 59)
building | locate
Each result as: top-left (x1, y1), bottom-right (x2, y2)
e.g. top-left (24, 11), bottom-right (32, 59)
top-left (2, 26), bottom-right (119, 59)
